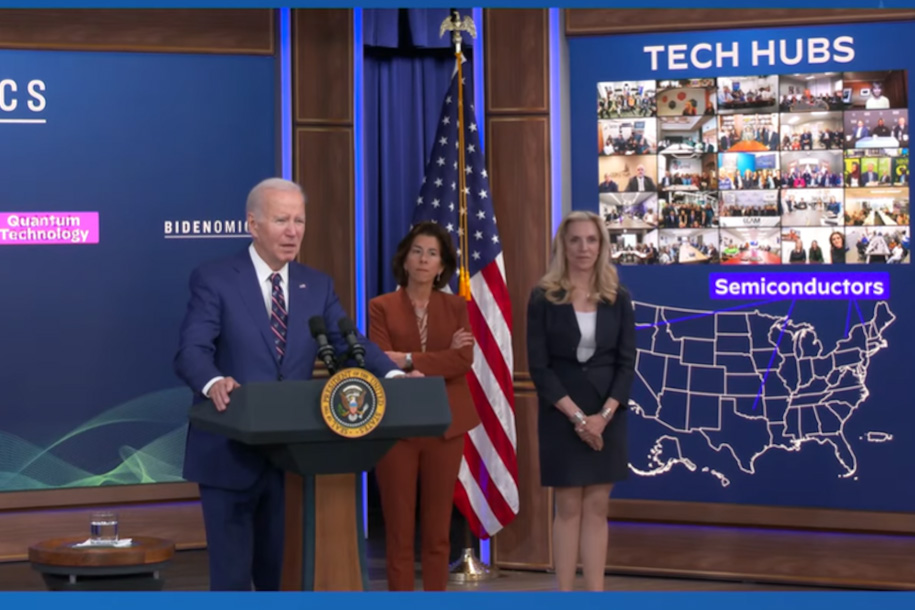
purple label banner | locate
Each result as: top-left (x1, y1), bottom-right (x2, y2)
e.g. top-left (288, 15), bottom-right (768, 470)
top-left (710, 272), bottom-right (890, 300)
top-left (0, 212), bottom-right (99, 245)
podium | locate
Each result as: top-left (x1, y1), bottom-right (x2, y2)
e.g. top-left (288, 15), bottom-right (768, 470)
top-left (188, 374), bottom-right (451, 591)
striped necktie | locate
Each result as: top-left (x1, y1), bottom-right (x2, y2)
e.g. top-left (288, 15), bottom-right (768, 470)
top-left (270, 273), bottom-right (287, 362)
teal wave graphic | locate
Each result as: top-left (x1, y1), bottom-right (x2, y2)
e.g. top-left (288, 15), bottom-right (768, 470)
top-left (0, 387), bottom-right (193, 491)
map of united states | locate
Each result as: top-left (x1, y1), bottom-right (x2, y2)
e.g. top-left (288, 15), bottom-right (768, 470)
top-left (629, 300), bottom-right (896, 486)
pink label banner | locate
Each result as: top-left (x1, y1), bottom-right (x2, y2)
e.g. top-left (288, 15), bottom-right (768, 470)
top-left (0, 212), bottom-right (99, 245)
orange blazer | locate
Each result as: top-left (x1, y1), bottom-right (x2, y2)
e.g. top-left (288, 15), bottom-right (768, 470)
top-left (368, 289), bottom-right (479, 439)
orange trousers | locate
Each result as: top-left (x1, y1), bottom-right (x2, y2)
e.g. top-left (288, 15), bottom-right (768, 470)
top-left (374, 434), bottom-right (464, 591)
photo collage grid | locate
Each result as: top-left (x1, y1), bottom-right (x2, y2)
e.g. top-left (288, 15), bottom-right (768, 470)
top-left (596, 71), bottom-right (910, 265)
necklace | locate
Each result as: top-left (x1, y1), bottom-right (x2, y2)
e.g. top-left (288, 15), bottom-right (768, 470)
top-left (572, 286), bottom-right (594, 301)
top-left (412, 300), bottom-right (429, 352)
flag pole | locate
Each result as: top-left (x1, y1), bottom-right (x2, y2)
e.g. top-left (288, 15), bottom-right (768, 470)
top-left (447, 9), bottom-right (472, 301)
top-left (441, 8), bottom-right (498, 584)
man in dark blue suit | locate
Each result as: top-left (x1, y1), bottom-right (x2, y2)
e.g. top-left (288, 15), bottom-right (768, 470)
top-left (174, 178), bottom-right (416, 591)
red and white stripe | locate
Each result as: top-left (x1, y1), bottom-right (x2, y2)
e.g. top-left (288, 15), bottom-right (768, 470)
top-left (454, 252), bottom-right (519, 539)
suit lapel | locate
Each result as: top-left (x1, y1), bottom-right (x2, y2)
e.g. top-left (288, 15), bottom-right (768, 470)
top-left (233, 250), bottom-right (280, 365)
top-left (561, 301), bottom-right (582, 356)
top-left (427, 291), bottom-right (450, 351)
top-left (561, 295), bottom-right (613, 356)
top-left (550, 290), bottom-right (581, 356)
top-left (595, 299), bottom-right (611, 352)
top-left (283, 265), bottom-right (311, 371)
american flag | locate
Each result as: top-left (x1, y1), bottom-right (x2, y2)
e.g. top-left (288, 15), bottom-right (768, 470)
top-left (412, 58), bottom-right (519, 539)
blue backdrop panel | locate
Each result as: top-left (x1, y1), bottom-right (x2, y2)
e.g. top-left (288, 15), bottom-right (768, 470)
top-left (0, 50), bottom-right (276, 491)
top-left (569, 21), bottom-right (914, 512)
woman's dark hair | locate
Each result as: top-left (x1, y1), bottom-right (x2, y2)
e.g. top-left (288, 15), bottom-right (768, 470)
top-left (391, 221), bottom-right (458, 290)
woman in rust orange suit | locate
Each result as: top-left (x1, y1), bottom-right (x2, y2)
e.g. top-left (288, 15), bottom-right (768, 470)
top-left (368, 221), bottom-right (477, 591)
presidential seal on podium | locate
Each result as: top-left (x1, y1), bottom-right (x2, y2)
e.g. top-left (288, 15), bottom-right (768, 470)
top-left (320, 368), bottom-right (387, 438)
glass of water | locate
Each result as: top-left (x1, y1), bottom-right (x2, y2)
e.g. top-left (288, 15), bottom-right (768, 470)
top-left (89, 510), bottom-right (119, 544)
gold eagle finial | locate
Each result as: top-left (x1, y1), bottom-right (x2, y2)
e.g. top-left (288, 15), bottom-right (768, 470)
top-left (440, 11), bottom-right (477, 47)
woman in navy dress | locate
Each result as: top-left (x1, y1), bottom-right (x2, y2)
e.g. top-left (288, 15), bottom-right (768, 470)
top-left (526, 210), bottom-right (636, 591)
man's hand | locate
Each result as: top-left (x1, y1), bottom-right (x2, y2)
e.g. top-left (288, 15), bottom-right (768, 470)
top-left (208, 377), bottom-right (240, 412)
top-left (405, 370), bottom-right (425, 378)
top-left (384, 351), bottom-right (407, 369)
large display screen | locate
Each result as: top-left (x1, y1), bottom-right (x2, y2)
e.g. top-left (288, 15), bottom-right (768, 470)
top-left (595, 70), bottom-right (908, 266)
top-left (0, 50), bottom-right (276, 492)
top-left (569, 22), bottom-right (914, 511)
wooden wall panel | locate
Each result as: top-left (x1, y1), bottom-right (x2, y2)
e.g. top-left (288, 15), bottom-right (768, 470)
top-left (483, 8), bottom-right (554, 570)
top-left (0, 482), bottom-right (198, 511)
top-left (491, 392), bottom-right (552, 570)
top-left (293, 9), bottom-right (353, 125)
top-left (485, 10), bottom-right (549, 114)
top-left (486, 117), bottom-right (551, 376)
top-left (605, 521), bottom-right (915, 590)
top-left (0, 502), bottom-right (205, 562)
top-left (565, 8), bottom-right (915, 36)
top-left (610, 499), bottom-right (915, 535)
top-left (294, 127), bottom-right (355, 317)
top-left (285, 9), bottom-right (355, 590)
top-left (0, 9), bottom-right (274, 53)
top-left (291, 8), bottom-right (355, 315)
top-left (281, 473), bottom-right (305, 590)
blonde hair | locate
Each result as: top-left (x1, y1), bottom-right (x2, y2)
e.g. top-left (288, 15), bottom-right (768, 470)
top-left (538, 210), bottom-right (620, 304)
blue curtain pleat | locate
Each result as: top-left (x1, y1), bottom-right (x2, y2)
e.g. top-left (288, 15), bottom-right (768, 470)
top-left (363, 8), bottom-right (475, 300)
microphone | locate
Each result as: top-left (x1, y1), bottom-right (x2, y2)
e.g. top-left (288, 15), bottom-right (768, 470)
top-left (337, 317), bottom-right (367, 369)
top-left (308, 316), bottom-right (338, 374)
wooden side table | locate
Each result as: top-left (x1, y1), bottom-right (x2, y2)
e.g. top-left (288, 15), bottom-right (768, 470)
top-left (28, 536), bottom-right (175, 591)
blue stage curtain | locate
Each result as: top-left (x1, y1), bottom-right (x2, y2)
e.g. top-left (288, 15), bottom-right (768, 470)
top-left (363, 8), bottom-right (475, 302)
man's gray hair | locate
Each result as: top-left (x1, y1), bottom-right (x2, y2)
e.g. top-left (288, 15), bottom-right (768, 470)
top-left (245, 178), bottom-right (306, 218)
